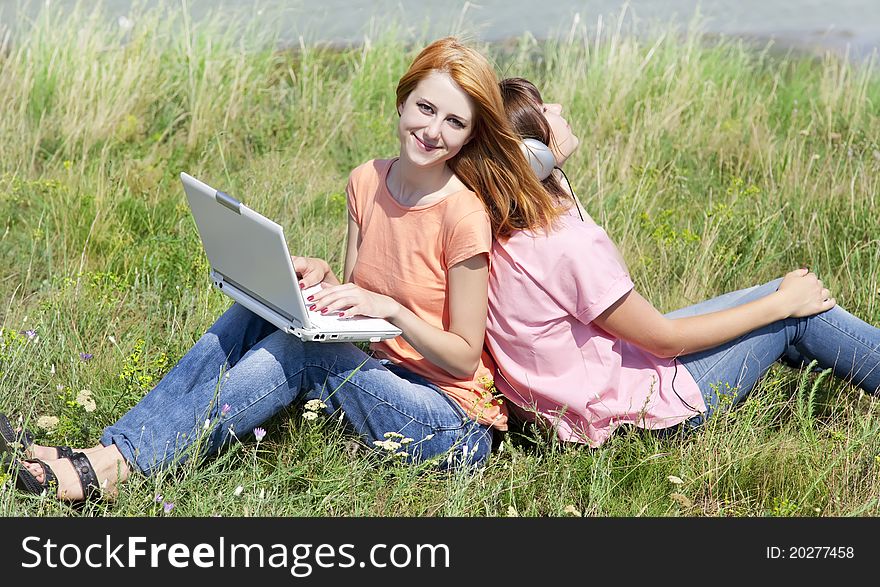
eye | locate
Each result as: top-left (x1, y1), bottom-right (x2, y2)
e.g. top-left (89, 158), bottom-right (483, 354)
top-left (417, 102), bottom-right (434, 114)
top-left (447, 117), bottom-right (465, 129)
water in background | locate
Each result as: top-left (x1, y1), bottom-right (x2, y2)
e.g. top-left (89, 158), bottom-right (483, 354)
top-left (1, 0), bottom-right (878, 60)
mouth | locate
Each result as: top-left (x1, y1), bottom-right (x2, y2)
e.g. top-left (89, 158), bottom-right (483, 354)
top-left (413, 134), bottom-right (441, 152)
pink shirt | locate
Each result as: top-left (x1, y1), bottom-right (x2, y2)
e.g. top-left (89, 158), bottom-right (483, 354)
top-left (486, 213), bottom-right (706, 446)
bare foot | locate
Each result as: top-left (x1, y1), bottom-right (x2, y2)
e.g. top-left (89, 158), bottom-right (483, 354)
top-left (22, 445), bottom-right (130, 501)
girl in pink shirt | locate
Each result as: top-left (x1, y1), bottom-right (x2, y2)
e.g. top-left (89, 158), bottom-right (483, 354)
top-left (484, 77), bottom-right (880, 447)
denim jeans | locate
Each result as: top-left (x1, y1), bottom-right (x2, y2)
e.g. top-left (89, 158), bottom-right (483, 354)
top-left (100, 304), bottom-right (493, 475)
top-left (664, 278), bottom-right (880, 426)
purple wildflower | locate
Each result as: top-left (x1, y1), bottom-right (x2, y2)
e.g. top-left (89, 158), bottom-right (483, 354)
top-left (253, 427), bottom-right (266, 442)
top-left (163, 501), bottom-right (174, 514)
top-left (24, 330), bottom-right (37, 341)
top-left (154, 493), bottom-right (163, 503)
top-left (220, 403), bottom-right (231, 417)
top-left (80, 352), bottom-right (93, 362)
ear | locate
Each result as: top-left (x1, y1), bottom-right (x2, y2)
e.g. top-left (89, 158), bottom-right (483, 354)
top-left (397, 103), bottom-right (403, 116)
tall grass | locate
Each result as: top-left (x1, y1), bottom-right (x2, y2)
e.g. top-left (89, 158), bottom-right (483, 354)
top-left (1, 2), bottom-right (879, 517)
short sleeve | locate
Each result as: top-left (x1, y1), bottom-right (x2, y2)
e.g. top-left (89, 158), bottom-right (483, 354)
top-left (542, 219), bottom-right (634, 324)
top-left (444, 209), bottom-right (492, 269)
top-left (345, 171), bottom-right (360, 225)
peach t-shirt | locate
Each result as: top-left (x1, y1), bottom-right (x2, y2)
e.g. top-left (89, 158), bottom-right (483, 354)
top-left (346, 159), bottom-right (507, 430)
top-left (486, 213), bottom-right (705, 446)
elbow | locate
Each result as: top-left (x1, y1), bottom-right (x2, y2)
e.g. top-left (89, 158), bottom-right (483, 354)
top-left (643, 324), bottom-right (686, 359)
top-left (448, 363), bottom-right (479, 381)
top-left (447, 355), bottom-right (481, 381)
top-left (651, 337), bottom-right (689, 359)
top-left (652, 345), bottom-right (683, 359)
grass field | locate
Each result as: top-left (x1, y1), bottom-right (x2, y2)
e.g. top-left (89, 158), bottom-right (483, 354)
top-left (1, 2), bottom-right (879, 517)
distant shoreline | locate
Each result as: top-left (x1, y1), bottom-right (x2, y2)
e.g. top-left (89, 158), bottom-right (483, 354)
top-left (274, 29), bottom-right (878, 67)
top-left (1, 3), bottom-right (876, 68)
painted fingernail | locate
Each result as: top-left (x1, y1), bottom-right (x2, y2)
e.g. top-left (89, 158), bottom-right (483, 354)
top-left (307, 295), bottom-right (314, 301)
top-left (320, 308), bottom-right (328, 314)
top-left (299, 281), bottom-right (305, 289)
top-left (338, 312), bottom-right (345, 318)
top-left (309, 305), bottom-right (316, 311)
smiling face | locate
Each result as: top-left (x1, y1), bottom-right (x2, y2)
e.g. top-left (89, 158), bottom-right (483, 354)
top-left (397, 71), bottom-right (475, 169)
top-left (541, 102), bottom-right (579, 167)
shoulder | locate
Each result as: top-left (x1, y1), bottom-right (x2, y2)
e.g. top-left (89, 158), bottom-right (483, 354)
top-left (349, 159), bottom-right (393, 185)
top-left (505, 214), bottom-right (608, 251)
top-left (497, 215), bottom-right (628, 280)
top-left (443, 187), bottom-right (488, 220)
top-left (443, 192), bottom-right (491, 240)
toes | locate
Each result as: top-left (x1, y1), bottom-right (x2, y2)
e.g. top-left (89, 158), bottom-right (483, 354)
top-left (24, 461), bottom-right (44, 483)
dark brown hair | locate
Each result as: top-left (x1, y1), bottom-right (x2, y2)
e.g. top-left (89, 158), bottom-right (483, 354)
top-left (499, 77), bottom-right (575, 207)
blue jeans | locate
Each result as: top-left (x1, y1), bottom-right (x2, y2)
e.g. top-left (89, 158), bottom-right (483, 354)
top-left (665, 279), bottom-right (880, 426)
top-left (100, 304), bottom-right (493, 475)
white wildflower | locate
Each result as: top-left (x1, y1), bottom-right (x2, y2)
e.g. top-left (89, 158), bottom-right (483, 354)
top-left (36, 415), bottom-right (59, 432)
top-left (372, 439), bottom-right (401, 451)
top-left (75, 388), bottom-right (97, 413)
top-left (304, 399), bottom-right (327, 412)
top-left (302, 411), bottom-right (318, 421)
top-left (203, 419), bottom-right (211, 431)
top-left (668, 475), bottom-right (684, 485)
top-left (234, 485), bottom-right (244, 497)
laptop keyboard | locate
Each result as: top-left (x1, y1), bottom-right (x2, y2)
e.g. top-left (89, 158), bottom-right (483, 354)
top-left (302, 285), bottom-right (397, 331)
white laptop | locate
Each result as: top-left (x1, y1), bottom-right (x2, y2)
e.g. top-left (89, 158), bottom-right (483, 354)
top-left (180, 172), bottom-right (402, 343)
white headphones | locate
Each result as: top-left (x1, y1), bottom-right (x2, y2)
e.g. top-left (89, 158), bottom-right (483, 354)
top-left (520, 138), bottom-right (556, 181)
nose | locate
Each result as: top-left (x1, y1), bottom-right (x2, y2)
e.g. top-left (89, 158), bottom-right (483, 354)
top-left (424, 118), bottom-right (443, 141)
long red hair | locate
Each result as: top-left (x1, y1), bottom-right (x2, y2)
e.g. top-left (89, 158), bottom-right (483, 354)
top-left (396, 38), bottom-right (564, 239)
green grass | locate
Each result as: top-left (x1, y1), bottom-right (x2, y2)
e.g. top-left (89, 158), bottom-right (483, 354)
top-left (1, 2), bottom-right (880, 517)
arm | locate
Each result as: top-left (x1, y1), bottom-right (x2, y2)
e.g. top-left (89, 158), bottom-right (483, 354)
top-left (342, 215), bottom-right (360, 283)
top-left (293, 215), bottom-right (361, 288)
top-left (311, 253), bottom-right (489, 380)
top-left (391, 254), bottom-right (488, 379)
top-left (593, 268), bottom-right (836, 358)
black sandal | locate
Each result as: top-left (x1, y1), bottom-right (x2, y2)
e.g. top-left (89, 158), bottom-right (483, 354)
top-left (0, 412), bottom-right (34, 455)
top-left (0, 412), bottom-right (75, 462)
top-left (16, 452), bottom-right (102, 502)
top-left (15, 458), bottom-right (58, 495)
